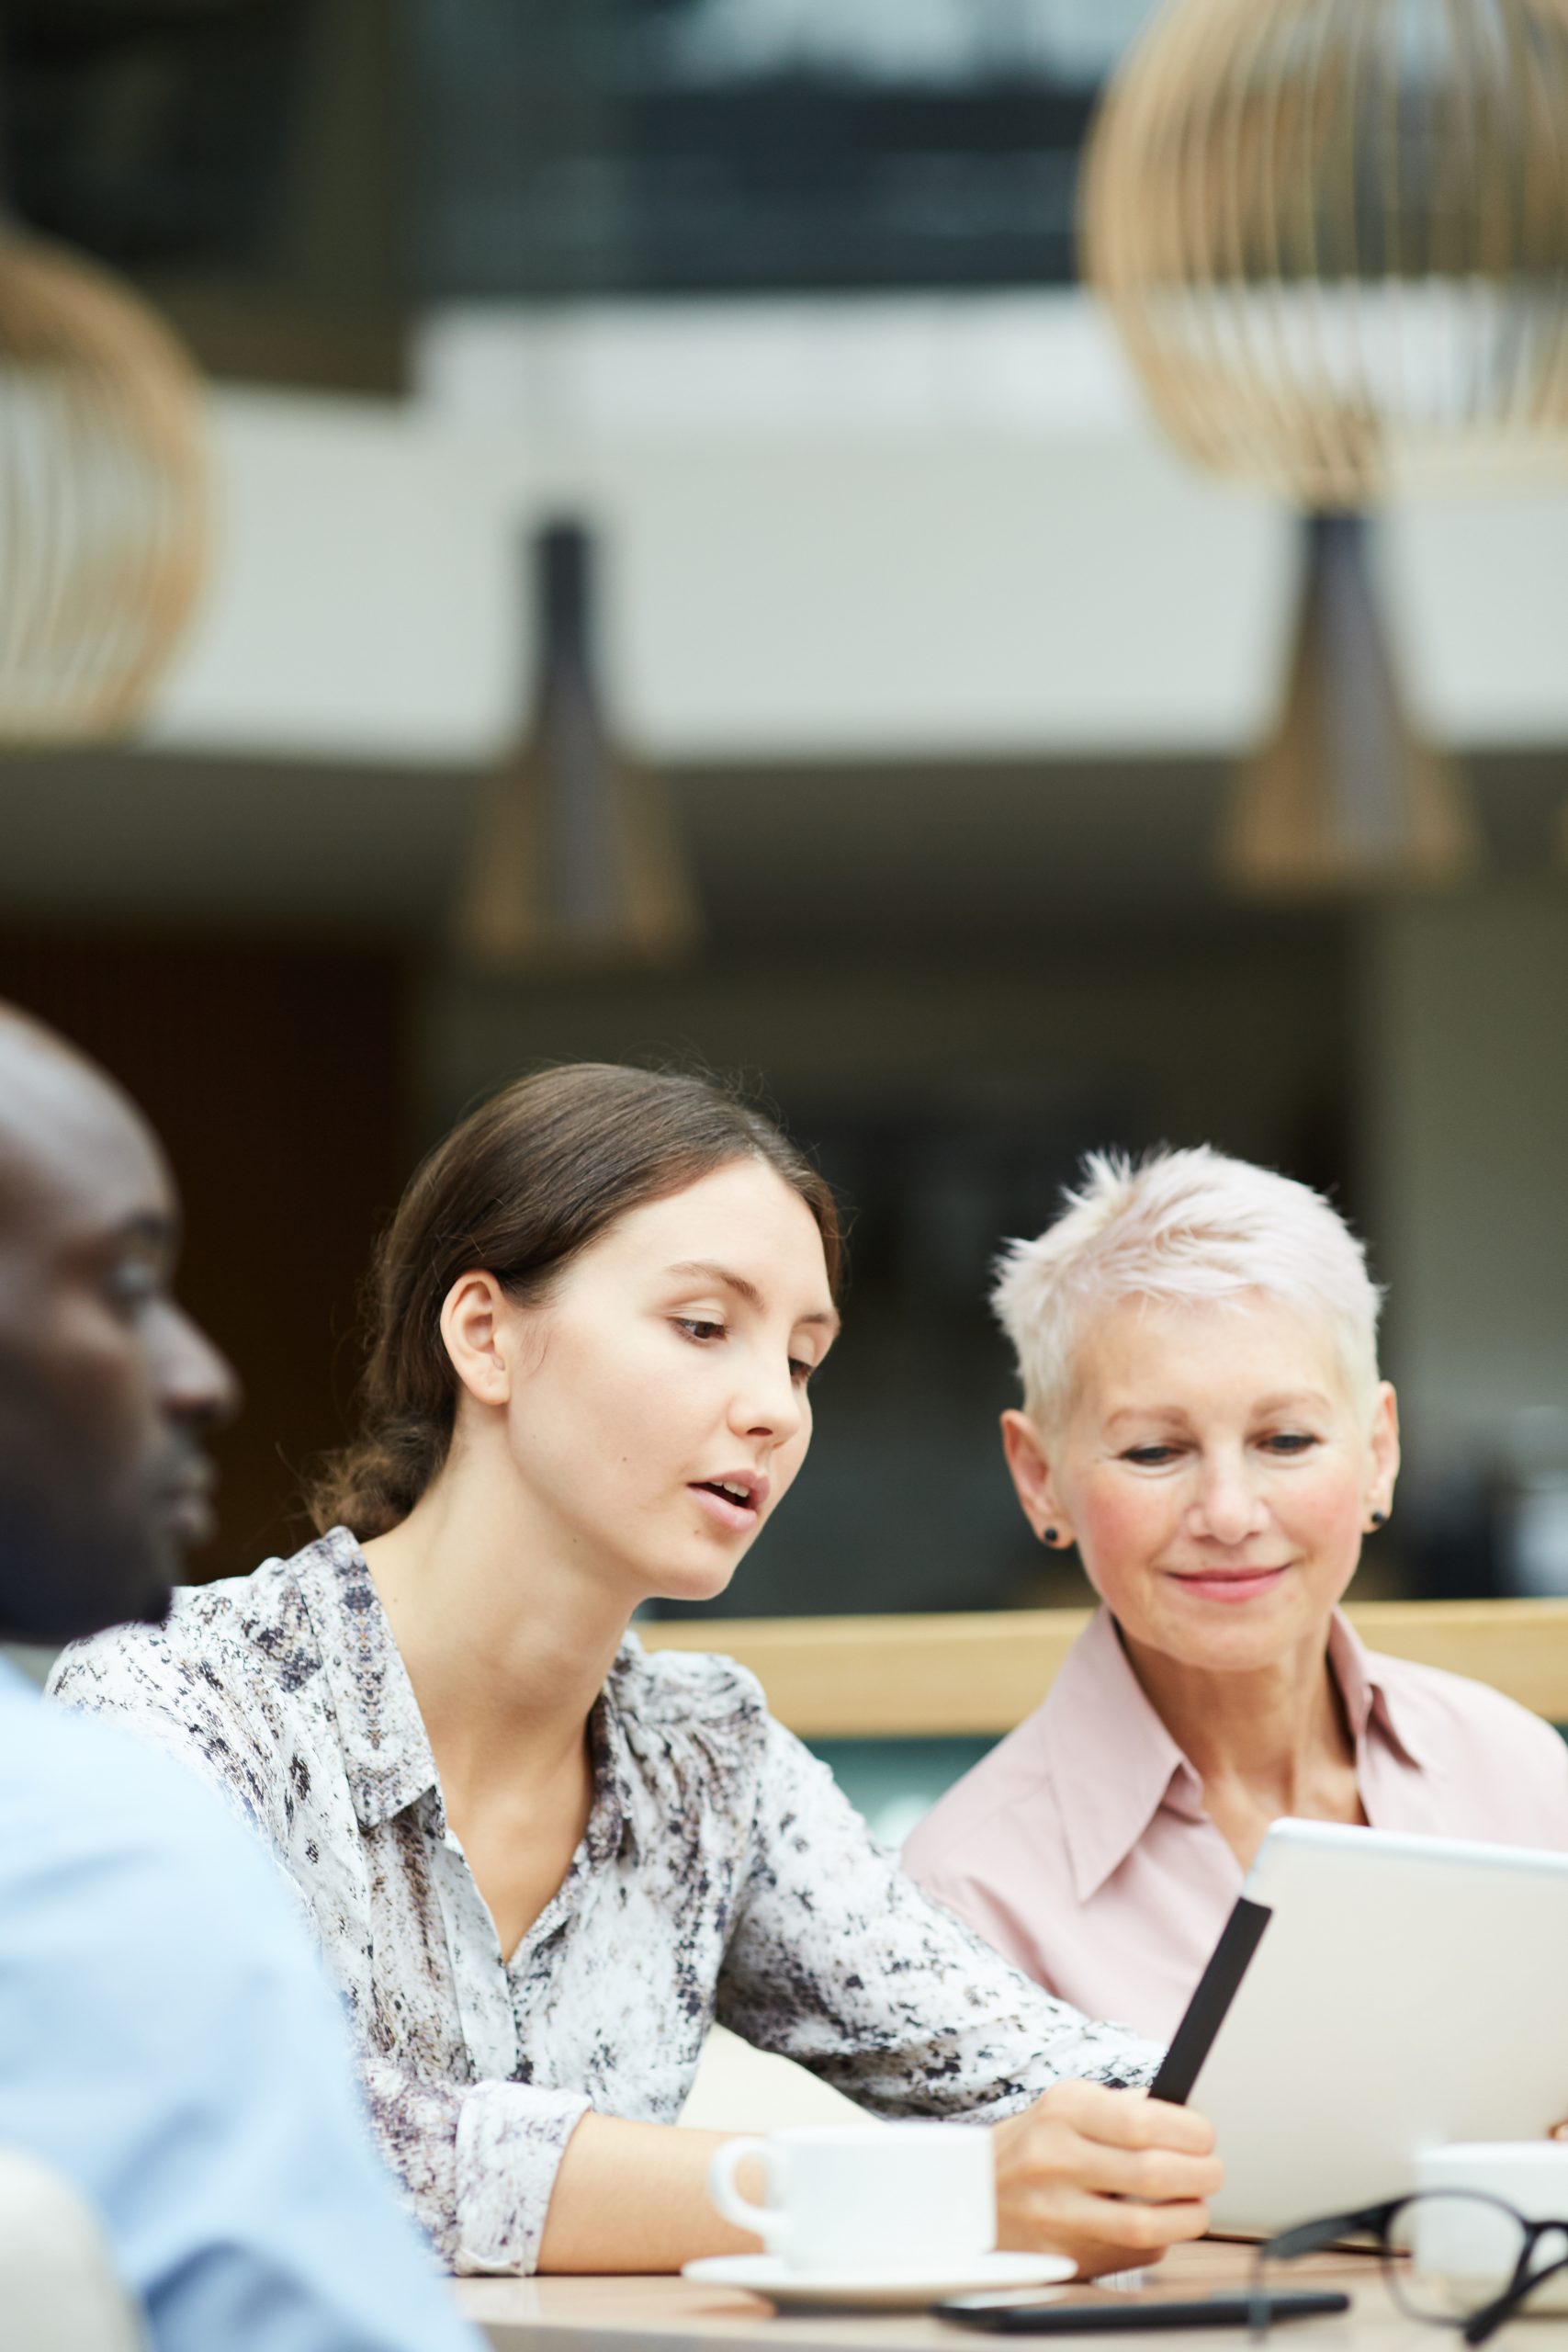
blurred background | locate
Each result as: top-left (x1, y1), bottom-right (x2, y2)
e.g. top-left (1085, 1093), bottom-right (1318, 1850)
top-left (2, 0), bottom-right (1566, 1678)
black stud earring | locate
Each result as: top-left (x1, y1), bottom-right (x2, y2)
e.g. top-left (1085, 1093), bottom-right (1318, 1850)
top-left (1043, 1527), bottom-right (1060, 1546)
top-left (1370, 1510), bottom-right (1387, 1528)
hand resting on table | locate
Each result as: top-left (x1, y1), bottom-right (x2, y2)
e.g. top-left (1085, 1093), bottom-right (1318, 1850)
top-left (537, 2085), bottom-right (1221, 2276)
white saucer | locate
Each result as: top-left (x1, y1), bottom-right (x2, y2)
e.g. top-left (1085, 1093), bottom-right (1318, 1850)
top-left (682, 2250), bottom-right (1077, 2311)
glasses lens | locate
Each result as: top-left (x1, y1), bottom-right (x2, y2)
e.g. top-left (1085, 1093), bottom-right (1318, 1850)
top-left (1393, 2194), bottom-right (1531, 2323)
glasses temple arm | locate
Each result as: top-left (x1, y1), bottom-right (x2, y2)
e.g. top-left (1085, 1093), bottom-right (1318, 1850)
top-left (1260, 2204), bottom-right (1401, 2264)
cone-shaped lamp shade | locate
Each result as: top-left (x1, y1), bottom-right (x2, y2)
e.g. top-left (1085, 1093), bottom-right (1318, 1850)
top-left (455, 523), bottom-right (700, 971)
top-left (0, 233), bottom-right (209, 741)
top-left (1223, 517), bottom-right (1480, 895)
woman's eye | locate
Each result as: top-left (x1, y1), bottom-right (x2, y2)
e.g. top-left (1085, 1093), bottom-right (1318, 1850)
top-left (1122, 1443), bottom-right (1179, 1466)
top-left (788, 1357), bottom-right (816, 1387)
top-left (1262, 1431), bottom-right (1319, 1454)
top-left (673, 1317), bottom-right (727, 1344)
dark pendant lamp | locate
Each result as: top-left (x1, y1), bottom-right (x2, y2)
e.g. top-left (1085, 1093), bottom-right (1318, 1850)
top-left (1221, 513), bottom-right (1475, 893)
top-left (1081, 0), bottom-right (1568, 892)
top-left (455, 521), bottom-right (700, 970)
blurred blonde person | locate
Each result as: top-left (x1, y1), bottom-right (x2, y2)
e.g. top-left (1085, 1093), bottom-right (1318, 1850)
top-left (905, 1148), bottom-right (1568, 2043)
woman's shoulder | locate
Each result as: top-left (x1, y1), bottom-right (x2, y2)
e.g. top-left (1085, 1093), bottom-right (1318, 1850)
top-left (1372, 1646), bottom-right (1561, 1740)
top-left (611, 1630), bottom-right (771, 1735)
top-left (49, 1535), bottom-right (337, 1719)
top-left (48, 1534), bottom-right (362, 1837)
top-left (1367, 1645), bottom-right (1568, 1810)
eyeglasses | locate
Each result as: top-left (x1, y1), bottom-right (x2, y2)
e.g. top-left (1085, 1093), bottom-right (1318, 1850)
top-left (1250, 2191), bottom-right (1568, 2346)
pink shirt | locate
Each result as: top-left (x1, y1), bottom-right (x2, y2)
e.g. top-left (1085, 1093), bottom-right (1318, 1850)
top-left (903, 1606), bottom-right (1568, 2046)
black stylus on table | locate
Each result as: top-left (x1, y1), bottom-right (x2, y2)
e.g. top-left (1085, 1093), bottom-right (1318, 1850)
top-left (934, 2290), bottom-right (1350, 2332)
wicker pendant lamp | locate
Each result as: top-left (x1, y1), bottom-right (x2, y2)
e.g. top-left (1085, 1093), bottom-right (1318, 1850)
top-left (1080, 0), bottom-right (1568, 891)
top-left (1082, 0), bottom-right (1568, 503)
top-left (0, 231), bottom-right (210, 742)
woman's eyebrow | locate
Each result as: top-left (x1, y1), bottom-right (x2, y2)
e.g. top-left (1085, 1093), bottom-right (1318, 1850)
top-left (1102, 1390), bottom-right (1333, 1429)
top-left (662, 1259), bottom-right (840, 1333)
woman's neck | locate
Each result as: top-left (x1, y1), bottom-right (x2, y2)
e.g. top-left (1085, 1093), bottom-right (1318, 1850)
top-left (362, 1450), bottom-right (631, 1809)
top-left (1118, 1616), bottom-right (1358, 1831)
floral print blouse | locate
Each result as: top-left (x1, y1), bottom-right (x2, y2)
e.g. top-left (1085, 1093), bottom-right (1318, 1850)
top-left (49, 1530), bottom-right (1157, 2275)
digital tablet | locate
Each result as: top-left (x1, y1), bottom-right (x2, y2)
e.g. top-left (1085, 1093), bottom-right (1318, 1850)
top-left (1151, 1818), bottom-right (1568, 2234)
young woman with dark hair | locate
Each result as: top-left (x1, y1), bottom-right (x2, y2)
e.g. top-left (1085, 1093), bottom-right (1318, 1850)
top-left (51, 1064), bottom-right (1218, 2282)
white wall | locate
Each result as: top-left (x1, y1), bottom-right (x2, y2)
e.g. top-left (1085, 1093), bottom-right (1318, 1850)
top-left (1362, 886), bottom-right (1568, 1477)
top-left (149, 394), bottom-right (518, 763)
top-left (144, 296), bottom-right (1568, 768)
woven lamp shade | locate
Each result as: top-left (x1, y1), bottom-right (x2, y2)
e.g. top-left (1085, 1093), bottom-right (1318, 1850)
top-left (1081, 0), bottom-right (1568, 507)
top-left (0, 233), bottom-right (210, 741)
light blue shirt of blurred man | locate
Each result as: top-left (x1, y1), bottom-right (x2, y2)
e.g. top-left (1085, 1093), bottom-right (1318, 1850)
top-left (0, 1654), bottom-right (480, 2352)
top-left (0, 1003), bottom-right (481, 2348)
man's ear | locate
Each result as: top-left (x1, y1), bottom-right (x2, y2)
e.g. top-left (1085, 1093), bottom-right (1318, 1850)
top-left (999, 1409), bottom-right (1073, 1548)
top-left (439, 1272), bottom-right (514, 1410)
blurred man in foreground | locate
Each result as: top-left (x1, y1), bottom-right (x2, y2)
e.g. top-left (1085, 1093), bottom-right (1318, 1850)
top-left (0, 1003), bottom-right (480, 2352)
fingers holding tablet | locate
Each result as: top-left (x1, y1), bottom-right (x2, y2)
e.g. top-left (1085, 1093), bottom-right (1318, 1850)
top-left (991, 2084), bottom-right (1224, 2278)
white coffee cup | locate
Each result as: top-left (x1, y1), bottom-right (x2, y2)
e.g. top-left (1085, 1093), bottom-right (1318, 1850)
top-left (1413, 2143), bottom-right (1568, 2314)
top-left (707, 2121), bottom-right (996, 2277)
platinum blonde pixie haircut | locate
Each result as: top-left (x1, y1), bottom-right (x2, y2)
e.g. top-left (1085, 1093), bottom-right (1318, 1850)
top-left (991, 1145), bottom-right (1383, 1432)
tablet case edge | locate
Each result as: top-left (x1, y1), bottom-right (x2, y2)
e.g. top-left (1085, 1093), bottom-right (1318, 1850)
top-left (1148, 1897), bottom-right (1273, 2106)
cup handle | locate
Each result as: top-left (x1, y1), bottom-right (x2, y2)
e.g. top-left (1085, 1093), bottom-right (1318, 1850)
top-left (708, 2138), bottom-right (786, 2255)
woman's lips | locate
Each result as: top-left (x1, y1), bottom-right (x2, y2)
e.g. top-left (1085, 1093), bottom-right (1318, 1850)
top-left (1167, 1565), bottom-right (1291, 1604)
top-left (688, 1483), bottom-right (761, 1535)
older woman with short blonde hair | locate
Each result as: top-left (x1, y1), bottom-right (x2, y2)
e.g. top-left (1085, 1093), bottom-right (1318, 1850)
top-left (906, 1146), bottom-right (1568, 2044)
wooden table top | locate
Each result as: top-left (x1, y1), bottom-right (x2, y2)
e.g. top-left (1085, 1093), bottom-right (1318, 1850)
top-left (454, 2240), bottom-right (1510, 2352)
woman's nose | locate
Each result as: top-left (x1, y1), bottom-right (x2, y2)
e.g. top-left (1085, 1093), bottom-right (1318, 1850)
top-left (730, 1354), bottom-right (804, 1445)
top-left (1188, 1452), bottom-right (1269, 1544)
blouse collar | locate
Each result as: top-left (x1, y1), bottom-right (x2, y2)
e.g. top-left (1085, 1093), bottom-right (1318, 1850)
top-left (1039, 1602), bottom-right (1429, 1904)
top-left (286, 1526), bottom-right (639, 1858)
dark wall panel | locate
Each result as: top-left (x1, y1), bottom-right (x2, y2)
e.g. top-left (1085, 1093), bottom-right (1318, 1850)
top-left (0, 932), bottom-right (412, 1578)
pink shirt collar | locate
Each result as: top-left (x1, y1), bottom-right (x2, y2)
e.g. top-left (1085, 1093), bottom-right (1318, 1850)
top-left (1041, 1605), bottom-right (1431, 1905)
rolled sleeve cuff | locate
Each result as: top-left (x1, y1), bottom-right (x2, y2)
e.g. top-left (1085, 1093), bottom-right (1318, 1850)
top-left (1073, 2026), bottom-right (1164, 2091)
top-left (452, 2082), bottom-right (592, 2276)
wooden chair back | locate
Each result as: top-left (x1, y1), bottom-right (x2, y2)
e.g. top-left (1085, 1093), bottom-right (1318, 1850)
top-left (644, 1600), bottom-right (1568, 1738)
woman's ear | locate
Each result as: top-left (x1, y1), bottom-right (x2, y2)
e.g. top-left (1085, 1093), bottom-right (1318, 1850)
top-left (1366, 1380), bottom-right (1401, 1526)
top-left (1000, 1409), bottom-right (1073, 1548)
top-left (439, 1272), bottom-right (515, 1411)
